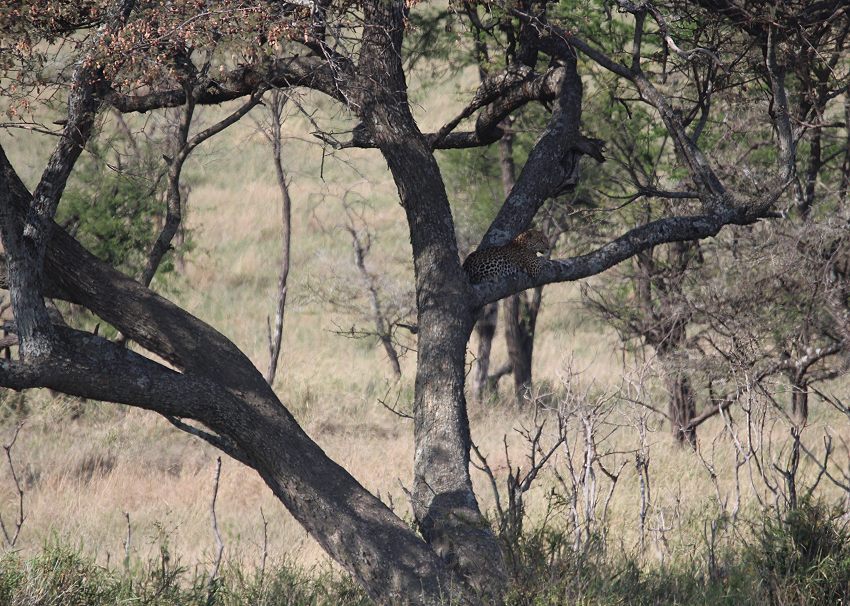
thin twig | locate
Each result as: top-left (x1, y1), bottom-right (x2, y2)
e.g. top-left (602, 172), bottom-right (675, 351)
top-left (206, 457), bottom-right (225, 606)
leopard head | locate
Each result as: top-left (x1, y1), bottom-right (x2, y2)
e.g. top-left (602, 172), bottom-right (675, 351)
top-left (513, 230), bottom-right (549, 255)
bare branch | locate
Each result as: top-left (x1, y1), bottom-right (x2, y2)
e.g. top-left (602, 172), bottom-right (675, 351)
top-left (0, 423), bottom-right (26, 548)
top-left (141, 89), bottom-right (265, 287)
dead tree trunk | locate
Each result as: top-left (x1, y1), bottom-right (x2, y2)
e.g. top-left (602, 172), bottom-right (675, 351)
top-left (347, 221), bottom-right (403, 379)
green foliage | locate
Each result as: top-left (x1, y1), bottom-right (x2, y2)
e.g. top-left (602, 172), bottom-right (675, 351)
top-left (58, 139), bottom-right (165, 279)
top-left (440, 145), bottom-right (505, 245)
top-left (2, 509), bottom-right (850, 606)
top-left (501, 521), bottom-right (757, 606)
top-left (0, 544), bottom-right (120, 606)
top-left (0, 389), bottom-right (29, 423)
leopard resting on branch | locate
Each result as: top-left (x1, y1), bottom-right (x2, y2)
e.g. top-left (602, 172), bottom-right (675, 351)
top-left (462, 230), bottom-right (549, 285)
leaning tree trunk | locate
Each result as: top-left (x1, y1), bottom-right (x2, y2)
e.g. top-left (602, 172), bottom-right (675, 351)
top-left (0, 146), bottom-right (456, 606)
top-left (355, 0), bottom-right (507, 597)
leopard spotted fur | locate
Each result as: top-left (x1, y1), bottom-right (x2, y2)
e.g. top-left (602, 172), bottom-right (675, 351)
top-left (462, 230), bottom-right (549, 284)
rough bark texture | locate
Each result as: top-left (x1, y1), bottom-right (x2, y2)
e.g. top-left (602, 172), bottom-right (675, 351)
top-left (0, 2), bottom-right (812, 603)
top-left (791, 378), bottom-right (809, 427)
top-left (503, 289), bottom-right (542, 404)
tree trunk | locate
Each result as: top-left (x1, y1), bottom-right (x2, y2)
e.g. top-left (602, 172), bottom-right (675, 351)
top-left (471, 302), bottom-right (498, 402)
top-left (503, 288), bottom-right (542, 404)
top-left (665, 366), bottom-right (697, 447)
top-left (791, 377), bottom-right (809, 427)
top-left (636, 244), bottom-right (698, 446)
top-left (356, 0), bottom-right (506, 596)
top-left (0, 145), bottom-right (456, 606)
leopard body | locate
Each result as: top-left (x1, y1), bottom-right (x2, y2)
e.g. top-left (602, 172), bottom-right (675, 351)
top-left (463, 230), bottom-right (549, 284)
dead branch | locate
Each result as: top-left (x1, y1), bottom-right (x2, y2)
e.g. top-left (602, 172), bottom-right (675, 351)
top-left (0, 422), bottom-right (25, 548)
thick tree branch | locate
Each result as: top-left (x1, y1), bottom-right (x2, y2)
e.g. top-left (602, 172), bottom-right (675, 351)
top-left (472, 207), bottom-right (778, 307)
top-left (0, 141), bottom-right (457, 606)
top-left (338, 65), bottom-right (570, 151)
top-left (480, 54), bottom-right (588, 248)
top-left (106, 56), bottom-right (349, 113)
top-left (0, 326), bottom-right (238, 423)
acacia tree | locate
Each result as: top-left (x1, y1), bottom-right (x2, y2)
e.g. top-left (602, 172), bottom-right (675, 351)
top-left (0, 0), bottom-right (834, 603)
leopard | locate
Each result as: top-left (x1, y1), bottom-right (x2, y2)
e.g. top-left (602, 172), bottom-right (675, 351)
top-left (462, 230), bottom-right (549, 284)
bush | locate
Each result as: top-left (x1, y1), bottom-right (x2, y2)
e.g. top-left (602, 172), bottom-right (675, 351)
top-left (747, 499), bottom-right (850, 605)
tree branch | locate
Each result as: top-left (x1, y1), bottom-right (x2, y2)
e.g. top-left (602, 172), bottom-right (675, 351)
top-left (106, 56), bottom-right (349, 113)
top-left (480, 53), bottom-right (589, 248)
top-left (472, 207), bottom-right (778, 307)
top-left (1, 0), bottom-right (136, 358)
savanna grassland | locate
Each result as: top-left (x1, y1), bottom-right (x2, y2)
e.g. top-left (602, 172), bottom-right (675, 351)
top-left (1, 60), bottom-right (849, 605)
